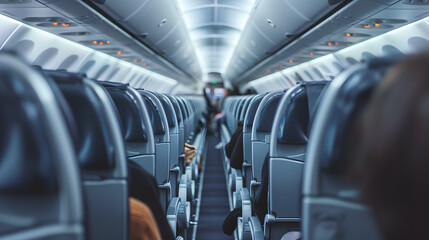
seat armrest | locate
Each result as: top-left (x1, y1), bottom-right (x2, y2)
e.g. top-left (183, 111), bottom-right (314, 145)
top-left (249, 216), bottom-right (264, 240)
top-left (240, 188), bottom-right (252, 231)
top-left (167, 197), bottom-right (181, 236)
top-left (179, 175), bottom-right (187, 203)
top-left (178, 154), bottom-right (185, 174)
top-left (235, 170), bottom-right (243, 193)
top-left (250, 180), bottom-right (261, 199)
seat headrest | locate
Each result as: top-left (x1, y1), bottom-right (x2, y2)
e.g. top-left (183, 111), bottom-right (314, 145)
top-left (155, 93), bottom-right (175, 128)
top-left (98, 81), bottom-right (129, 90)
top-left (277, 82), bottom-right (329, 144)
top-left (142, 95), bottom-right (166, 135)
top-left (255, 91), bottom-right (284, 132)
top-left (168, 96), bottom-right (183, 123)
top-left (102, 86), bottom-right (148, 143)
top-left (0, 66), bottom-right (58, 195)
top-left (244, 94), bottom-right (265, 128)
top-left (48, 71), bottom-right (116, 171)
top-left (177, 98), bottom-right (189, 119)
top-left (320, 58), bottom-right (397, 174)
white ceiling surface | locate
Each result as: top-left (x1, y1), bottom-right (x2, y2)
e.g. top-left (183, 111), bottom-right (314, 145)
top-left (247, 16), bottom-right (429, 93)
top-left (177, 0), bottom-right (255, 75)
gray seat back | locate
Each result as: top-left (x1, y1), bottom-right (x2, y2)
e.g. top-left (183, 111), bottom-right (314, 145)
top-left (239, 95), bottom-right (254, 122)
top-left (168, 96), bottom-right (185, 155)
top-left (49, 71), bottom-right (128, 240)
top-left (242, 94), bottom-right (265, 188)
top-left (251, 91), bottom-right (284, 182)
top-left (139, 90), bottom-right (171, 185)
top-left (266, 82), bottom-right (328, 240)
top-left (303, 59), bottom-right (397, 240)
top-left (0, 53), bottom-right (83, 240)
top-left (101, 82), bottom-right (156, 176)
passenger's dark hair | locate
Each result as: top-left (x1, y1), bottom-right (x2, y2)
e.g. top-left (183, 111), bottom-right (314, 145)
top-left (348, 54), bottom-right (429, 240)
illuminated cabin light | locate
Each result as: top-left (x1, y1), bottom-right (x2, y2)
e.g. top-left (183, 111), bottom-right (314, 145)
top-left (346, 33), bottom-right (351, 37)
top-left (328, 42), bottom-right (332, 46)
top-left (93, 41), bottom-right (98, 44)
top-left (107, 41), bottom-right (110, 44)
top-left (310, 52), bottom-right (314, 56)
top-left (52, 22), bottom-right (58, 26)
top-left (364, 24), bottom-right (371, 28)
top-left (141, 59), bottom-right (144, 62)
top-left (133, 59), bottom-right (138, 63)
top-left (61, 23), bottom-right (70, 27)
top-left (142, 63), bottom-right (146, 67)
top-left (289, 59), bottom-right (293, 63)
top-left (274, 69), bottom-right (278, 72)
top-left (335, 42), bottom-right (338, 46)
top-left (117, 51), bottom-right (122, 55)
top-left (99, 42), bottom-right (104, 45)
top-left (267, 69), bottom-right (271, 73)
top-left (374, 23), bottom-right (381, 27)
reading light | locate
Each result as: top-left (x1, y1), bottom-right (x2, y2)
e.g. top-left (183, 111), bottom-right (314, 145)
top-left (289, 59), bottom-right (293, 63)
top-left (117, 51), bottom-right (122, 55)
top-left (61, 23), bottom-right (69, 27)
top-left (141, 59), bottom-right (144, 62)
top-left (52, 22), bottom-right (58, 26)
top-left (364, 24), bottom-right (371, 28)
top-left (142, 63), bottom-right (146, 67)
top-left (374, 23), bottom-right (381, 27)
top-left (310, 52), bottom-right (314, 56)
top-left (133, 59), bottom-right (138, 63)
top-left (328, 42), bottom-right (332, 46)
top-left (346, 33), bottom-right (351, 37)
top-left (99, 42), bottom-right (104, 45)
top-left (93, 41), bottom-right (97, 44)
top-left (107, 41), bottom-right (110, 44)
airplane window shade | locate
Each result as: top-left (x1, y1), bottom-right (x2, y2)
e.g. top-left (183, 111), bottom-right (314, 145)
top-left (0, 72), bottom-right (58, 195)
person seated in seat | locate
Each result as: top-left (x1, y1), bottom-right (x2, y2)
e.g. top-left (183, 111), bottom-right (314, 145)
top-left (128, 161), bottom-right (175, 240)
top-left (348, 54), bottom-right (429, 240)
top-left (129, 197), bottom-right (161, 240)
top-left (225, 120), bottom-right (244, 169)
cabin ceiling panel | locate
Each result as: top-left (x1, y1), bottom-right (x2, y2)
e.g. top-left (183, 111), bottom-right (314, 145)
top-left (225, 0), bottom-right (343, 83)
top-left (91, 0), bottom-right (202, 83)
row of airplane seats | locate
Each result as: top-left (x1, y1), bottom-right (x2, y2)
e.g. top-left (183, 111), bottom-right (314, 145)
top-left (0, 52), bottom-right (207, 240)
top-left (220, 57), bottom-right (407, 239)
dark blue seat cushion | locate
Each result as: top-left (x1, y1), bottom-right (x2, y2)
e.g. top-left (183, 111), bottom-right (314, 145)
top-left (100, 83), bottom-right (148, 143)
top-left (48, 71), bottom-right (115, 171)
top-left (244, 94), bottom-right (265, 128)
top-left (0, 68), bottom-right (58, 195)
top-left (255, 91), bottom-right (284, 133)
top-left (142, 95), bottom-right (166, 136)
